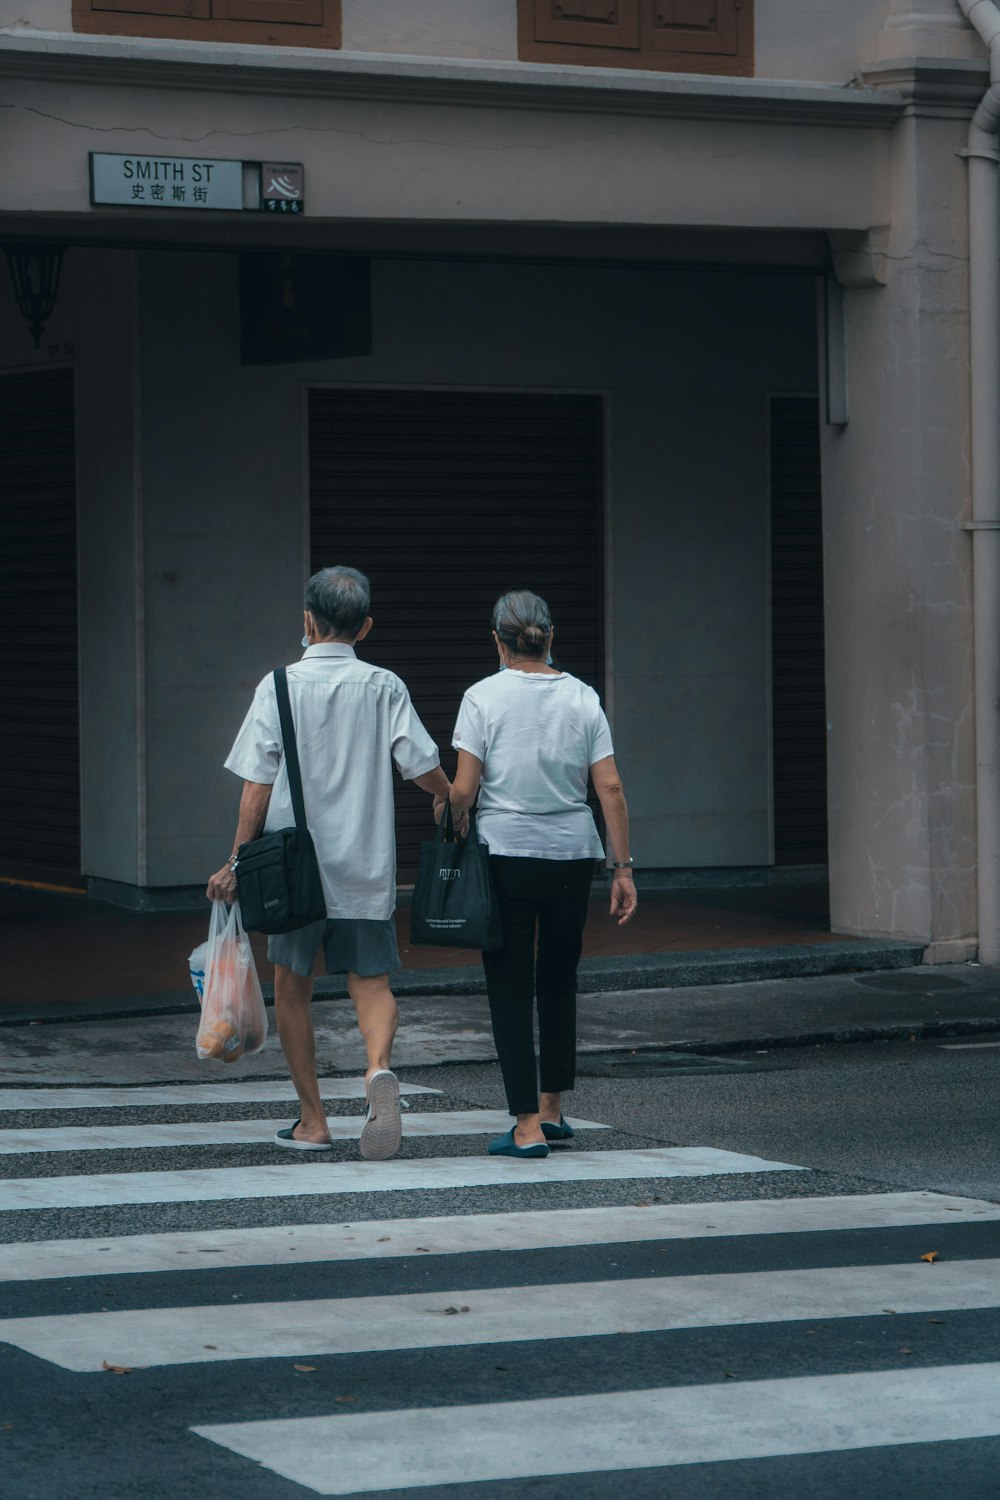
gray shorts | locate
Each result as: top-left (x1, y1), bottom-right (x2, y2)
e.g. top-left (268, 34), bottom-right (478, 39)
top-left (267, 918), bottom-right (400, 980)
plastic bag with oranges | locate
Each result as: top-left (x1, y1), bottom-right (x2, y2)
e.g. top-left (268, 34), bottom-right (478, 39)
top-left (193, 899), bottom-right (267, 1063)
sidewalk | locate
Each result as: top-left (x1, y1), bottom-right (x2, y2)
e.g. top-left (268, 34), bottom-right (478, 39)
top-left (0, 878), bottom-right (923, 1025)
top-left (1, 962), bottom-right (997, 1088)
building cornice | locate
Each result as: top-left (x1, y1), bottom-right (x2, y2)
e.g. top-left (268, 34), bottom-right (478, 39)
top-left (862, 55), bottom-right (989, 115)
top-left (0, 29), bottom-right (907, 127)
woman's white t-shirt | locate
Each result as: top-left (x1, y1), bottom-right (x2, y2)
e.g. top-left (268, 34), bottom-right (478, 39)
top-left (452, 669), bottom-right (614, 860)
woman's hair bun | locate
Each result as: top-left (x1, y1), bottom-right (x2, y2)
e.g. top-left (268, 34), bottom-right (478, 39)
top-left (492, 590), bottom-right (553, 660)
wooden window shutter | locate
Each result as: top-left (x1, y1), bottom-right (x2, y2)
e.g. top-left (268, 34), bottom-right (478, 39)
top-left (533, 1), bottom-right (640, 51)
top-left (75, 0), bottom-right (340, 44)
top-left (90, 1), bottom-right (211, 15)
top-left (644, 0), bottom-right (740, 56)
top-left (213, 0), bottom-right (324, 23)
top-left (519, 0), bottom-right (751, 72)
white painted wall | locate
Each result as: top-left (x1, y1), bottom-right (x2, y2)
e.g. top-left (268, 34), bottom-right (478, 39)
top-left (342, 0), bottom-right (517, 61)
top-left (0, 71), bottom-right (891, 235)
top-left (0, 0), bottom-right (975, 82)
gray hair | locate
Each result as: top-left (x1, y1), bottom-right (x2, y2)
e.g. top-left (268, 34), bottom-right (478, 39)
top-left (492, 589), bottom-right (552, 660)
top-left (304, 566), bottom-right (371, 640)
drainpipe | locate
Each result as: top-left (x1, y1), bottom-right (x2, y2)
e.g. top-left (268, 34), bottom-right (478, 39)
top-left (958, 0), bottom-right (1000, 962)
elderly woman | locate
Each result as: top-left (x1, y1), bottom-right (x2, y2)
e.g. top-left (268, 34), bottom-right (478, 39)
top-left (448, 589), bottom-right (637, 1158)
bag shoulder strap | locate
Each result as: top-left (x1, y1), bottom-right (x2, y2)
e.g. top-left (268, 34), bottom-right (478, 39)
top-left (273, 666), bottom-right (309, 834)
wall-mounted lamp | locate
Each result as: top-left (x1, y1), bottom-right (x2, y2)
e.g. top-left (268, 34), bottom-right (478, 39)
top-left (5, 244), bottom-right (65, 349)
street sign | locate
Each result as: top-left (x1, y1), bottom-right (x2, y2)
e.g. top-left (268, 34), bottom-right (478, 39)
top-left (89, 155), bottom-right (306, 214)
top-left (90, 154), bottom-right (244, 210)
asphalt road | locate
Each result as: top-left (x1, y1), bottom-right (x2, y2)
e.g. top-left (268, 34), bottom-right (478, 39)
top-left (1, 1031), bottom-right (999, 1498)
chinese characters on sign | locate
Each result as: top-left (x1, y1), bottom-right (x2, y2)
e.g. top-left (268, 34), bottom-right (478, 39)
top-left (89, 155), bottom-right (306, 214)
top-left (90, 155), bottom-right (244, 210)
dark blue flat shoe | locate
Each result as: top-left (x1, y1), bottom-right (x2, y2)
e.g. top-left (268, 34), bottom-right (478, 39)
top-left (541, 1115), bottom-right (575, 1142)
top-left (487, 1128), bottom-right (549, 1159)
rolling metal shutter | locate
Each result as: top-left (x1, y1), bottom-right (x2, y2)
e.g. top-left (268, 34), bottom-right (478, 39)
top-left (0, 367), bottom-right (80, 882)
top-left (770, 395), bottom-right (828, 866)
top-left (309, 388), bottom-right (605, 881)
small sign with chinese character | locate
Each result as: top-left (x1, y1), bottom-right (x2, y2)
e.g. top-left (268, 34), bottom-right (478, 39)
top-left (259, 163), bottom-right (305, 214)
top-left (90, 154), bottom-right (244, 210)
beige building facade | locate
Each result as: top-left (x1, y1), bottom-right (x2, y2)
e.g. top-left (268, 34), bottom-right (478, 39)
top-left (0, 0), bottom-right (995, 961)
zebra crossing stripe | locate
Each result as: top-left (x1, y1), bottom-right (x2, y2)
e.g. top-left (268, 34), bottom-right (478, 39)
top-left (1, 1191), bottom-right (993, 1283)
top-left (4, 1258), bottom-right (997, 1372)
top-left (0, 1112), bottom-right (608, 1155)
top-left (192, 1362), bottom-right (1000, 1494)
top-left (0, 1080), bottom-right (439, 1111)
top-left (0, 1146), bottom-right (806, 1213)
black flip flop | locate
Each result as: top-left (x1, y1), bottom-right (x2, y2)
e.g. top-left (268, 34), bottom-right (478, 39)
top-left (275, 1119), bottom-right (332, 1151)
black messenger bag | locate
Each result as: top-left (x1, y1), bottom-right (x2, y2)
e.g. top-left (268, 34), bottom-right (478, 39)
top-left (233, 666), bottom-right (326, 934)
top-left (410, 804), bottom-right (502, 952)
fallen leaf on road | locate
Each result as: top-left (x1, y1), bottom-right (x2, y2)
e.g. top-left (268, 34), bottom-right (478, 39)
top-left (294, 1365), bottom-right (317, 1373)
top-left (899, 1347), bottom-right (914, 1355)
top-left (882, 1309), bottom-right (897, 1315)
top-left (920, 1252), bottom-right (939, 1263)
top-left (335, 1396), bottom-right (355, 1404)
top-left (415, 1247), bottom-right (430, 1253)
top-left (377, 1237), bottom-right (391, 1243)
top-left (203, 1345), bottom-right (217, 1350)
top-left (440, 1306), bottom-right (471, 1316)
top-left (102, 1360), bottom-right (133, 1375)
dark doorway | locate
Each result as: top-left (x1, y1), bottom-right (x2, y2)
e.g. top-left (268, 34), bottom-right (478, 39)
top-left (770, 395), bottom-right (828, 866)
top-left (309, 387), bottom-right (605, 880)
top-left (0, 367), bottom-right (81, 884)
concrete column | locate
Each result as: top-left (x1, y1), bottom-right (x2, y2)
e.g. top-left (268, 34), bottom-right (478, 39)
top-left (876, 0), bottom-right (983, 61)
top-left (821, 105), bottom-right (978, 958)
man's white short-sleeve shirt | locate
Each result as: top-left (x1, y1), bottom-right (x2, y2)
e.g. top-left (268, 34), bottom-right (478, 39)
top-left (225, 644), bottom-right (439, 920)
top-left (453, 669), bottom-right (613, 860)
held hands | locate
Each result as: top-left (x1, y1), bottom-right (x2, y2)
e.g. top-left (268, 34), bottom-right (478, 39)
top-left (433, 796), bottom-right (470, 839)
top-left (206, 863), bottom-right (238, 903)
top-left (609, 869), bottom-right (638, 927)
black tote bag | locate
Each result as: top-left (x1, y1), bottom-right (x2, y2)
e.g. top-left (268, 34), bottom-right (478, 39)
top-left (410, 805), bottom-right (503, 952)
top-left (233, 666), bottom-right (327, 934)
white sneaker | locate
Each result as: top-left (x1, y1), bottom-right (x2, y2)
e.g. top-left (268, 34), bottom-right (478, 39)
top-left (359, 1069), bottom-right (402, 1160)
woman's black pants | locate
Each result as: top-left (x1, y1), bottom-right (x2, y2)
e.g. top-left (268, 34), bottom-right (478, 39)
top-left (482, 856), bottom-right (595, 1116)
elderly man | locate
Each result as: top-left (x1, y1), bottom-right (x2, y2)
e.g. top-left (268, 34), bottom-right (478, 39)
top-left (207, 566), bottom-right (454, 1160)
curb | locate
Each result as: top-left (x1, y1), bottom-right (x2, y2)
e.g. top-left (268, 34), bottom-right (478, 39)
top-left (642, 1015), bottom-right (1000, 1056)
top-left (2, 1020), bottom-right (998, 1079)
top-left (0, 938), bottom-right (925, 1029)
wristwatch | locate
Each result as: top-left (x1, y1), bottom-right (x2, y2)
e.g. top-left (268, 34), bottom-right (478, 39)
top-left (612, 858), bottom-right (634, 869)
